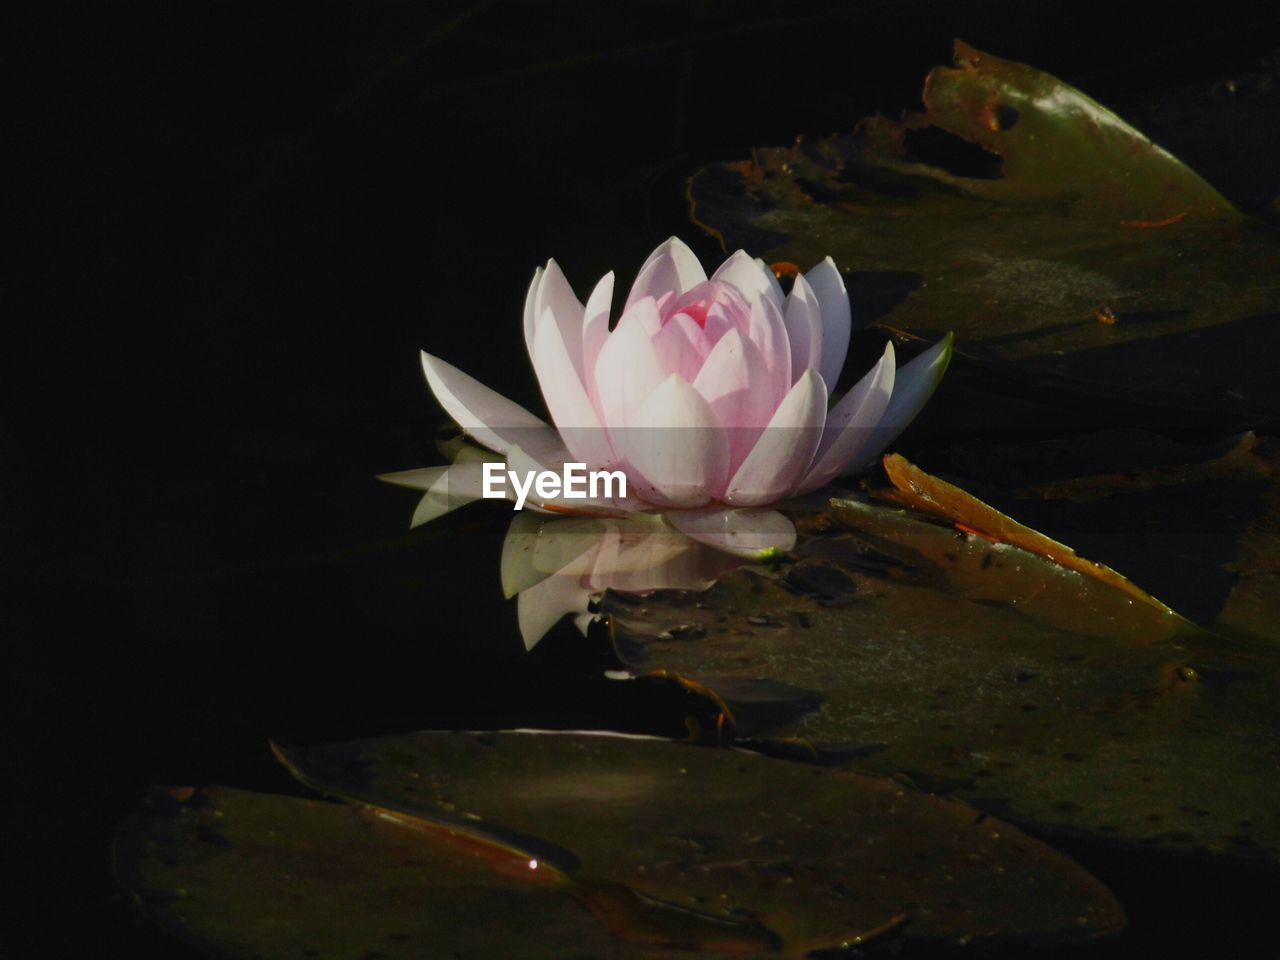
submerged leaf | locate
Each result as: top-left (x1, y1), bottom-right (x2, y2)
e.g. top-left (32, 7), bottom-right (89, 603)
top-left (276, 731), bottom-right (1123, 950)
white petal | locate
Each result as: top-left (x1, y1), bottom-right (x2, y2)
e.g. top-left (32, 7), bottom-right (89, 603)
top-left (725, 369), bottom-right (827, 506)
top-left (534, 517), bottom-right (618, 576)
top-left (420, 351), bottom-right (565, 462)
top-left (624, 237), bottom-right (707, 312)
top-left (532, 307), bottom-right (615, 468)
top-left (690, 328), bottom-right (774, 471)
top-left (501, 511), bottom-right (551, 597)
top-left (806, 257), bottom-right (852, 390)
top-left (581, 271), bottom-right (615, 412)
top-left (593, 300), bottom-right (667, 441)
top-left (500, 512), bottom-right (603, 598)
top-left (625, 374), bottom-right (729, 507)
top-left (409, 491), bottom-right (458, 528)
top-left (757, 257), bottom-right (787, 306)
top-left (378, 464), bottom-right (459, 491)
top-left (377, 462), bottom-right (489, 527)
top-left (745, 293), bottom-right (793, 406)
top-left (782, 272), bottom-right (824, 380)
top-left (665, 506), bottom-right (796, 559)
top-left (846, 333), bottom-right (954, 473)
top-left (522, 265), bottom-right (544, 361)
top-left (535, 259), bottom-right (586, 379)
top-left (796, 341), bottom-right (896, 493)
top-left (517, 574), bottom-right (595, 651)
top-left (712, 250), bottom-right (784, 309)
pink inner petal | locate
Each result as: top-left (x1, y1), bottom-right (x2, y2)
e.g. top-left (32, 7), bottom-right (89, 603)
top-left (690, 330), bottom-right (775, 474)
top-left (651, 312), bottom-right (712, 383)
top-left (662, 281), bottom-right (751, 331)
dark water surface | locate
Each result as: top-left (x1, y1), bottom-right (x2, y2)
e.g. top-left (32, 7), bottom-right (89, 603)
top-left (12, 2), bottom-right (1280, 955)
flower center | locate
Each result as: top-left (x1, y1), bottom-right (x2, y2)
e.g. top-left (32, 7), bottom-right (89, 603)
top-left (676, 300), bottom-right (712, 327)
top-left (660, 280), bottom-right (748, 331)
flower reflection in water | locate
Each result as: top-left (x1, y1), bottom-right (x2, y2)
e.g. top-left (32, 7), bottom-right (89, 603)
top-left (500, 512), bottom-right (761, 650)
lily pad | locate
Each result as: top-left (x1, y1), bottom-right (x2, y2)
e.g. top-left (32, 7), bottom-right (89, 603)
top-left (603, 465), bottom-right (1280, 860)
top-left (856, 40), bottom-right (1236, 219)
top-left (113, 785), bottom-right (640, 959)
top-left (687, 42), bottom-right (1280, 422)
top-left (275, 730), bottom-right (1124, 950)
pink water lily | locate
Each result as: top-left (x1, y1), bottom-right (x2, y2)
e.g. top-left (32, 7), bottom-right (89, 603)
top-left (382, 237), bottom-right (952, 558)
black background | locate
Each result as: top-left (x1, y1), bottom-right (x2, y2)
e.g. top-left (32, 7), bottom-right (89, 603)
top-left (10, 2), bottom-right (1280, 955)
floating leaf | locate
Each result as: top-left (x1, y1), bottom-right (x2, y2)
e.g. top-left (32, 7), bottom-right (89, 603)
top-left (275, 730), bottom-right (1124, 950)
top-left (688, 42), bottom-right (1280, 422)
top-left (604, 471), bottom-right (1280, 860)
top-left (113, 786), bottom-right (642, 959)
top-left (858, 40), bottom-right (1236, 219)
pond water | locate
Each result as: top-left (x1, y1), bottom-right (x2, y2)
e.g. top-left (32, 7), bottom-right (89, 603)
top-left (20, 3), bottom-right (1280, 957)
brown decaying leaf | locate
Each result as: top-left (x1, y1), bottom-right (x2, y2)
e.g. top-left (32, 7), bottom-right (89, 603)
top-left (874, 452), bottom-right (1180, 617)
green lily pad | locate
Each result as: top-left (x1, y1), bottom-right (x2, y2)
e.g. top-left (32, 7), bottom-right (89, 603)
top-left (688, 41), bottom-right (1280, 421)
top-left (275, 730), bottom-right (1124, 950)
top-left (113, 786), bottom-right (641, 959)
top-left (602, 459), bottom-right (1280, 860)
top-left (858, 40), bottom-right (1236, 219)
